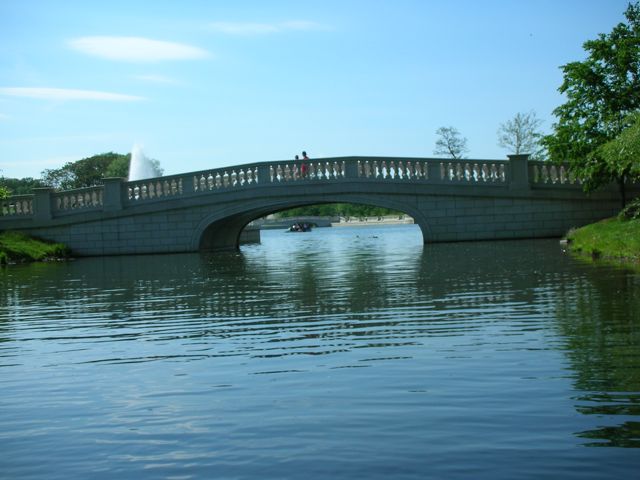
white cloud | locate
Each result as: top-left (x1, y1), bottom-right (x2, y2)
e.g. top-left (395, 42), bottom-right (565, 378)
top-left (208, 20), bottom-right (327, 35)
top-left (0, 87), bottom-right (144, 101)
top-left (69, 36), bottom-right (210, 62)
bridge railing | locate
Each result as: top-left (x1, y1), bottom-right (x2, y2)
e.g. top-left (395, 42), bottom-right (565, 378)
top-left (52, 185), bottom-right (104, 214)
top-left (528, 160), bottom-right (582, 186)
top-left (1, 194), bottom-right (34, 217)
top-left (2, 155), bottom-right (625, 223)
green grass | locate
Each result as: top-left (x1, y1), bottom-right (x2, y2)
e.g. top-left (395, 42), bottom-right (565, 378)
top-left (566, 217), bottom-right (640, 264)
top-left (0, 231), bottom-right (70, 265)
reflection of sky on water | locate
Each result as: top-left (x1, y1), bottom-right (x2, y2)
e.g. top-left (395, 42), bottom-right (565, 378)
top-left (1, 226), bottom-right (640, 474)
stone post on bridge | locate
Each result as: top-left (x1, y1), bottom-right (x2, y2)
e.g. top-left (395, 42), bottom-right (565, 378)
top-left (102, 177), bottom-right (124, 212)
top-left (508, 154), bottom-right (530, 191)
top-left (344, 159), bottom-right (359, 179)
top-left (33, 187), bottom-right (53, 221)
top-left (257, 164), bottom-right (272, 183)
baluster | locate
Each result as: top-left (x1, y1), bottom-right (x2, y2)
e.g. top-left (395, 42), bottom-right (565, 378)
top-left (532, 165), bottom-right (539, 183)
top-left (464, 163), bottom-right (471, 181)
top-left (364, 161), bottom-right (371, 178)
top-left (414, 162), bottom-right (423, 179)
top-left (373, 161), bottom-right (380, 178)
top-left (215, 172), bottom-right (222, 188)
top-left (239, 169), bottom-right (246, 185)
top-left (223, 172), bottom-right (230, 188)
top-left (357, 161), bottom-right (363, 177)
top-left (499, 164), bottom-right (506, 182)
top-left (550, 165), bottom-right (558, 184)
top-left (246, 168), bottom-right (253, 184)
top-left (207, 173), bottom-right (214, 190)
top-left (308, 162), bottom-right (316, 179)
top-left (559, 165), bottom-right (567, 184)
top-left (381, 161), bottom-right (388, 179)
top-left (276, 164), bottom-right (283, 182)
top-left (148, 183), bottom-right (156, 198)
top-left (269, 165), bottom-right (275, 182)
top-left (341, 161), bottom-right (346, 177)
top-left (325, 162), bottom-right (331, 179)
top-left (231, 170), bottom-right (238, 186)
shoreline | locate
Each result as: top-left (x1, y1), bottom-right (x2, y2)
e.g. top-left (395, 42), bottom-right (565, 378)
top-left (331, 217), bottom-right (414, 227)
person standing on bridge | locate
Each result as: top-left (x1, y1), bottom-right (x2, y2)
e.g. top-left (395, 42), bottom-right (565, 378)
top-left (300, 151), bottom-right (309, 178)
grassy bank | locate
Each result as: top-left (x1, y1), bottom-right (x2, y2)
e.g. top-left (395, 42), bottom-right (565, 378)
top-left (0, 232), bottom-right (70, 265)
top-left (566, 217), bottom-right (640, 265)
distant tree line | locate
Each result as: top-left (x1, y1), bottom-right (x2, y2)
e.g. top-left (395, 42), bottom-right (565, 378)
top-left (276, 203), bottom-right (403, 219)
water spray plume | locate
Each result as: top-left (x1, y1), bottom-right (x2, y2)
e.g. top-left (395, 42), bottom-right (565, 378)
top-left (128, 143), bottom-right (159, 181)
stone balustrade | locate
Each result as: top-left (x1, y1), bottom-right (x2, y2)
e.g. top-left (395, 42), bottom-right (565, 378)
top-left (0, 155), bottom-right (632, 221)
top-left (1, 195), bottom-right (33, 217)
top-left (529, 161), bottom-right (581, 186)
top-left (53, 186), bottom-right (104, 213)
top-left (269, 160), bottom-right (345, 182)
top-left (192, 166), bottom-right (259, 192)
top-left (126, 175), bottom-right (184, 203)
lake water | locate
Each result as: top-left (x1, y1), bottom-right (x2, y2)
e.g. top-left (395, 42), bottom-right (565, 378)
top-left (1, 225), bottom-right (639, 479)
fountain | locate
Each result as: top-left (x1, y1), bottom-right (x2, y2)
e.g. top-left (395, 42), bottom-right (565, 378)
top-left (128, 144), bottom-right (160, 181)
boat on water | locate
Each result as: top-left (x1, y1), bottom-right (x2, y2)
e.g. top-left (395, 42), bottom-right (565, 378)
top-left (286, 222), bottom-right (313, 233)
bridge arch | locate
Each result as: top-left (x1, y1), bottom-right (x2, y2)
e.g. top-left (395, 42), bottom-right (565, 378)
top-left (191, 195), bottom-right (432, 251)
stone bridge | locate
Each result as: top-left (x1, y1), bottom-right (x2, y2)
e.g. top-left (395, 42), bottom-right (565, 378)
top-left (1, 155), bottom-right (636, 256)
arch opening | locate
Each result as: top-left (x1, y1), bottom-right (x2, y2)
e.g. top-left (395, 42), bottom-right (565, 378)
top-left (194, 198), bottom-right (431, 252)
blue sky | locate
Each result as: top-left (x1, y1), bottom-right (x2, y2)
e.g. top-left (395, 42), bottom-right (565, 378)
top-left (0, 0), bottom-right (632, 179)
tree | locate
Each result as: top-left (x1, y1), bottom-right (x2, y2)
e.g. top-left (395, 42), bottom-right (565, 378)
top-left (542, 2), bottom-right (640, 204)
top-left (598, 112), bottom-right (640, 205)
top-left (0, 177), bottom-right (45, 195)
top-left (434, 126), bottom-right (468, 159)
top-left (41, 152), bottom-right (131, 190)
top-left (0, 185), bottom-right (9, 199)
top-left (498, 111), bottom-right (546, 159)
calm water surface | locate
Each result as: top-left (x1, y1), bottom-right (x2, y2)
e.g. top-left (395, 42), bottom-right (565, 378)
top-left (1, 225), bottom-right (639, 479)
